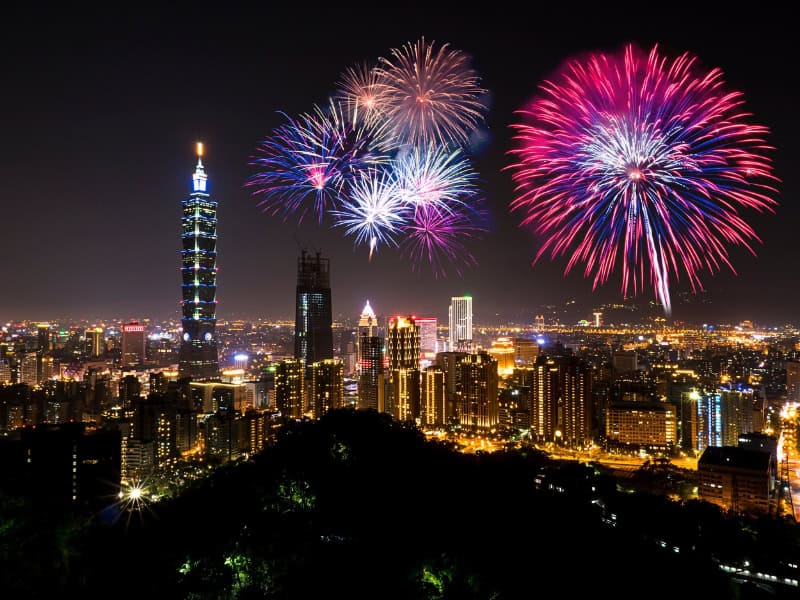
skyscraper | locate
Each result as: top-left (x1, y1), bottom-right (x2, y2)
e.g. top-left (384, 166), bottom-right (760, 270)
top-left (421, 366), bottom-right (446, 426)
top-left (387, 316), bottom-right (420, 370)
top-left (275, 359), bottom-right (305, 418)
top-left (448, 296), bottom-right (473, 350)
top-left (531, 354), bottom-right (592, 447)
top-left (457, 352), bottom-right (499, 429)
top-left (37, 324), bottom-right (51, 353)
top-left (178, 143), bottom-right (220, 380)
top-left (85, 327), bottom-right (104, 358)
top-left (295, 251), bottom-right (333, 369)
top-left (386, 316), bottom-right (421, 420)
top-left (310, 359), bottom-right (344, 419)
top-left (121, 322), bottom-right (146, 367)
top-left (357, 301), bottom-right (384, 412)
top-left (415, 317), bottom-right (438, 361)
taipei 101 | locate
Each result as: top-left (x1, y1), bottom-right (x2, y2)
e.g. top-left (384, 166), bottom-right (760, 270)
top-left (1, 4), bottom-right (799, 598)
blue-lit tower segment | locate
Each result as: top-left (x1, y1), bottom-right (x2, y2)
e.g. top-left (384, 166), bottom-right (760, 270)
top-left (178, 142), bottom-right (220, 380)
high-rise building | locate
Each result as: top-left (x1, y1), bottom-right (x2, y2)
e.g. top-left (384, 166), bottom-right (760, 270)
top-left (19, 352), bottom-right (39, 385)
top-left (357, 300), bottom-right (384, 411)
top-left (178, 142), bottom-right (220, 381)
top-left (435, 351), bottom-right (469, 423)
top-left (421, 366), bottom-right (446, 426)
top-left (531, 354), bottom-right (592, 447)
top-left (310, 359), bottom-right (344, 419)
top-left (294, 251), bottom-right (333, 370)
top-left (786, 360), bottom-right (800, 402)
top-left (416, 317), bottom-right (438, 362)
top-left (513, 338), bottom-right (539, 365)
top-left (275, 359), bottom-right (305, 418)
top-left (121, 323), bottom-right (146, 367)
top-left (85, 327), bottom-right (104, 358)
top-left (720, 387), bottom-right (755, 446)
top-left (37, 324), bottom-right (51, 353)
top-left (448, 296), bottom-right (473, 350)
top-left (358, 302), bottom-right (384, 412)
top-left (387, 316), bottom-right (420, 370)
top-left (488, 337), bottom-right (515, 376)
top-left (457, 352), bottom-right (498, 429)
top-left (605, 402), bottom-right (677, 452)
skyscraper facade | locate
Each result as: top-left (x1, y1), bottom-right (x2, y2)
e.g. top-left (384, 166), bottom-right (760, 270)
top-left (357, 301), bottom-right (384, 412)
top-left (415, 317), bottom-right (438, 361)
top-left (457, 352), bottom-right (499, 429)
top-left (121, 322), bottom-right (146, 367)
top-left (310, 359), bottom-right (344, 419)
top-left (386, 316), bottom-right (420, 420)
top-left (295, 251), bottom-right (333, 368)
top-left (275, 359), bottom-right (305, 418)
top-left (387, 316), bottom-right (420, 370)
top-left (531, 354), bottom-right (592, 447)
top-left (178, 143), bottom-right (220, 380)
top-left (448, 296), bottom-right (473, 350)
top-left (421, 366), bottom-right (446, 426)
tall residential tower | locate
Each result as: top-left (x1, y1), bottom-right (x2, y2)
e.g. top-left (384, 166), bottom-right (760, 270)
top-left (178, 142), bottom-right (220, 380)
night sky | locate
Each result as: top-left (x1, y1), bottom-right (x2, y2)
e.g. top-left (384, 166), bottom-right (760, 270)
top-left (1, 4), bottom-right (797, 325)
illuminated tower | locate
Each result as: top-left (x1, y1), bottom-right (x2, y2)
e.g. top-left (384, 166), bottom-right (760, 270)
top-left (386, 316), bottom-right (420, 421)
top-left (178, 142), bottom-right (220, 380)
top-left (448, 296), bottom-right (472, 350)
top-left (358, 301), bottom-right (384, 412)
top-left (294, 251), bottom-right (333, 369)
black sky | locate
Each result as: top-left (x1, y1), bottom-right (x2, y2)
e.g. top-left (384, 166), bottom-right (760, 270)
top-left (1, 3), bottom-right (797, 325)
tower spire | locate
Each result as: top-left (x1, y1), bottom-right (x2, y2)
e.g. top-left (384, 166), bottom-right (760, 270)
top-left (192, 141), bottom-right (208, 192)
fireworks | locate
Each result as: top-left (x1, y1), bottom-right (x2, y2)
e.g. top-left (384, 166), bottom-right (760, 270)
top-left (336, 62), bottom-right (388, 131)
top-left (402, 203), bottom-right (484, 277)
top-left (377, 37), bottom-right (488, 148)
top-left (249, 102), bottom-right (379, 223)
top-left (508, 44), bottom-right (777, 313)
top-left (394, 145), bottom-right (478, 211)
top-left (250, 38), bottom-right (487, 274)
top-left (333, 169), bottom-right (407, 259)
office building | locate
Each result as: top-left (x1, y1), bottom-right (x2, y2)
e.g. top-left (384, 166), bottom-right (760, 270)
top-left (605, 402), bottom-right (677, 452)
top-left (121, 322), bottom-right (146, 367)
top-left (698, 446), bottom-right (775, 515)
top-left (448, 296), bottom-right (473, 350)
top-left (85, 327), bottom-right (104, 358)
top-left (416, 317), bottom-right (438, 362)
top-left (178, 142), bottom-right (220, 380)
top-left (387, 316), bottom-right (420, 370)
top-left (294, 250), bottom-right (333, 369)
top-left (488, 337), bottom-right (515, 376)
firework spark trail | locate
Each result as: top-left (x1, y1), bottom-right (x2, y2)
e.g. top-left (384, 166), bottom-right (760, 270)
top-left (251, 38), bottom-right (489, 275)
top-left (249, 101), bottom-right (385, 223)
top-left (509, 44), bottom-right (777, 314)
top-left (332, 169), bottom-right (408, 260)
top-left (402, 202), bottom-right (486, 278)
top-left (377, 37), bottom-right (488, 148)
top-left (393, 145), bottom-right (478, 211)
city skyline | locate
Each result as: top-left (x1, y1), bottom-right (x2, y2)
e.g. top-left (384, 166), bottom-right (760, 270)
top-left (1, 6), bottom-right (798, 324)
